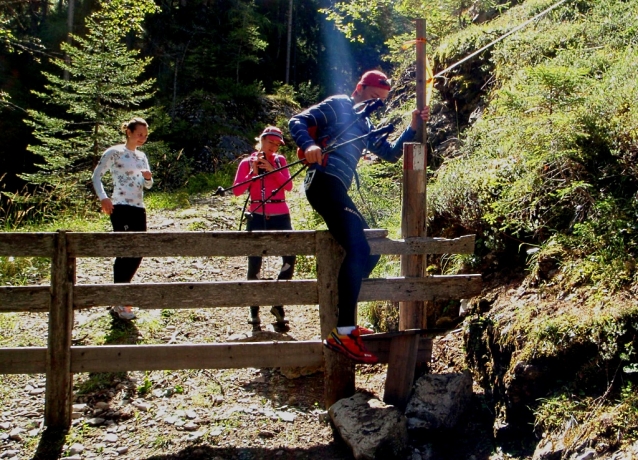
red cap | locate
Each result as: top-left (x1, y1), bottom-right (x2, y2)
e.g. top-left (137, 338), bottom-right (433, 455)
top-left (258, 126), bottom-right (285, 145)
top-left (352, 70), bottom-right (392, 96)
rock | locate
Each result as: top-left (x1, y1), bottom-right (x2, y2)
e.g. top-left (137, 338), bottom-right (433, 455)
top-left (0, 422), bottom-right (11, 429)
top-left (95, 401), bottom-right (110, 410)
top-left (571, 448), bottom-right (596, 460)
top-left (104, 433), bottom-right (118, 443)
top-left (116, 446), bottom-right (129, 455)
top-left (68, 443), bottom-right (85, 455)
top-left (132, 401), bottom-right (152, 412)
top-left (185, 409), bottom-right (198, 419)
top-left (405, 371), bottom-right (473, 431)
top-left (86, 417), bottom-right (105, 426)
top-left (532, 434), bottom-right (565, 460)
top-left (183, 421), bottom-right (198, 431)
top-left (65, 456), bottom-right (82, 460)
top-left (329, 392), bottom-right (408, 460)
top-left (276, 411), bottom-right (296, 422)
top-left (9, 427), bottom-right (25, 441)
top-left (0, 451), bottom-right (19, 459)
top-left (259, 430), bottom-right (276, 438)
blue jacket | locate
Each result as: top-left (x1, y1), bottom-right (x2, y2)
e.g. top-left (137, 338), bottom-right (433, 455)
top-left (289, 95), bottom-right (417, 190)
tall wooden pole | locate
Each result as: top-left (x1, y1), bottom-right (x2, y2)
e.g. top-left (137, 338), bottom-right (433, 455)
top-left (399, 19), bottom-right (428, 331)
top-left (385, 18), bottom-right (429, 407)
top-left (415, 19), bottom-right (426, 144)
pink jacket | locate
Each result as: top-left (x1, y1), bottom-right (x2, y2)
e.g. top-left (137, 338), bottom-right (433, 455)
top-left (232, 152), bottom-right (293, 215)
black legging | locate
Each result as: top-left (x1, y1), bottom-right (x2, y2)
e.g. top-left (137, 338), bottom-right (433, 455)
top-left (110, 204), bottom-right (147, 283)
top-left (304, 170), bottom-right (379, 327)
top-left (246, 213), bottom-right (296, 307)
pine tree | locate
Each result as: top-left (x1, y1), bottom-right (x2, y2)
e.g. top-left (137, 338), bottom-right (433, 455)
top-left (22, 0), bottom-right (159, 207)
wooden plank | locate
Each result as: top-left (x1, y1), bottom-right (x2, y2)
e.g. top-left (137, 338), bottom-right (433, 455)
top-left (363, 229), bottom-right (388, 239)
top-left (0, 347), bottom-right (47, 373)
top-left (316, 231), bottom-right (354, 408)
top-left (70, 341), bottom-right (323, 373)
top-left (369, 235), bottom-right (475, 255)
top-left (0, 339), bottom-right (430, 374)
top-left (72, 275), bottom-right (481, 310)
top-left (367, 337), bottom-right (432, 364)
top-left (0, 286), bottom-right (50, 312)
top-left (67, 230), bottom-right (387, 258)
top-left (359, 275), bottom-right (482, 302)
top-left (66, 231), bottom-right (318, 257)
top-left (383, 334), bottom-right (421, 410)
top-left (45, 231), bottom-right (74, 429)
top-left (73, 279), bottom-right (318, 309)
top-left (0, 233), bottom-right (55, 257)
top-left (361, 328), bottom-right (446, 341)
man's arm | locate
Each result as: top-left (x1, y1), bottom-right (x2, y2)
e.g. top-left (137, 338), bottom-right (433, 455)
top-left (370, 107), bottom-right (430, 163)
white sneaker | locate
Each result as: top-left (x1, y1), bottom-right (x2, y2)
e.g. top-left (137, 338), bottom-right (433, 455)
top-left (110, 305), bottom-right (136, 320)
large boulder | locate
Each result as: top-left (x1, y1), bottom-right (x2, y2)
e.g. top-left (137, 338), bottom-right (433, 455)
top-left (405, 370), bottom-right (473, 431)
top-left (329, 392), bottom-right (408, 460)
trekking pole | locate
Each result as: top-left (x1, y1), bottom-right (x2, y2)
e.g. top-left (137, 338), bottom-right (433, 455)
top-left (321, 123), bottom-right (395, 156)
top-left (213, 157), bottom-right (307, 197)
top-left (248, 123), bottom-right (394, 217)
top-left (244, 163), bottom-right (308, 219)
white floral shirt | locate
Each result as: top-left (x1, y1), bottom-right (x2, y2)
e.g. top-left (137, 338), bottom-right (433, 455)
top-left (92, 144), bottom-right (153, 208)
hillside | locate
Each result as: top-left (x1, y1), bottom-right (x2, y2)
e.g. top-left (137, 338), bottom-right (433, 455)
top-left (422, 0), bottom-right (638, 457)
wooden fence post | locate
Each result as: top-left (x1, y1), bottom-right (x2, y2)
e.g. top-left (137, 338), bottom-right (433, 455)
top-left (384, 100), bottom-right (429, 409)
top-left (400, 141), bottom-right (428, 330)
top-left (45, 230), bottom-right (75, 429)
top-left (316, 231), bottom-right (354, 408)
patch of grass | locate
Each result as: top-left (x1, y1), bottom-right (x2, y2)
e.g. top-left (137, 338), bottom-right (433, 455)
top-left (359, 301), bottom-right (398, 333)
top-left (146, 191), bottom-right (190, 211)
top-left (0, 256), bottom-right (50, 286)
top-left (535, 381), bottom-right (638, 453)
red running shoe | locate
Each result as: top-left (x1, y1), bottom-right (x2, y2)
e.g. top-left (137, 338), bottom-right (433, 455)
top-left (358, 326), bottom-right (375, 335)
top-left (323, 326), bottom-right (378, 364)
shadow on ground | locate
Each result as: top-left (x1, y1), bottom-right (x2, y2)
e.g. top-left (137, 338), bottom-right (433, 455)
top-left (142, 442), bottom-right (353, 460)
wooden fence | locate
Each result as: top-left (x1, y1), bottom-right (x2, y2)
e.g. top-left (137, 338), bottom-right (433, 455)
top-left (0, 229), bottom-right (481, 429)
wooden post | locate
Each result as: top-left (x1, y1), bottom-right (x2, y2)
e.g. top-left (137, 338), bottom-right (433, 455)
top-left (316, 231), bottom-right (354, 408)
top-left (383, 333), bottom-right (421, 410)
top-left (383, 18), bottom-right (429, 408)
top-left (415, 19), bottom-right (427, 144)
top-left (45, 231), bottom-right (75, 429)
top-left (399, 142), bottom-right (427, 330)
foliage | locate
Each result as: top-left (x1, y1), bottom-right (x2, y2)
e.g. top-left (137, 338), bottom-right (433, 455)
top-left (20, 0), bottom-right (158, 218)
top-left (428, 0), bottom-right (638, 291)
top-left (145, 142), bottom-right (194, 192)
top-left (534, 382), bottom-right (638, 450)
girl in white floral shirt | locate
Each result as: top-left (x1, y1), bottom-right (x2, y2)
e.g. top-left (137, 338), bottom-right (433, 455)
top-left (92, 117), bottom-right (153, 320)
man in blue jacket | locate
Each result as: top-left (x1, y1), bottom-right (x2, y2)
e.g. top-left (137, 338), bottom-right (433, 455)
top-left (289, 70), bottom-right (430, 363)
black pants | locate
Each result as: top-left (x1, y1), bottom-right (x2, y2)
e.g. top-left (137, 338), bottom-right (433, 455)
top-left (304, 170), bottom-right (379, 327)
top-left (110, 204), bottom-right (147, 284)
top-left (246, 213), bottom-right (296, 310)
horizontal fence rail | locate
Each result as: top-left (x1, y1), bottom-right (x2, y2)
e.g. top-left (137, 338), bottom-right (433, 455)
top-left (1, 275), bottom-right (482, 313)
top-left (0, 337), bottom-right (434, 375)
top-left (0, 229), bottom-right (480, 429)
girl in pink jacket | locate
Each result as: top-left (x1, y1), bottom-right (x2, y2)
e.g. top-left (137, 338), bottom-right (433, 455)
top-left (232, 126), bottom-right (295, 332)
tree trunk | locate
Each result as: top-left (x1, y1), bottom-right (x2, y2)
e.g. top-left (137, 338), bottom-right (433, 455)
top-left (64, 0), bottom-right (75, 81)
top-left (285, 0), bottom-right (292, 84)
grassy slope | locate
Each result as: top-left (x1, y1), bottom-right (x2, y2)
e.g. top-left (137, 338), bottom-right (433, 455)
top-left (427, 0), bottom-right (638, 452)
